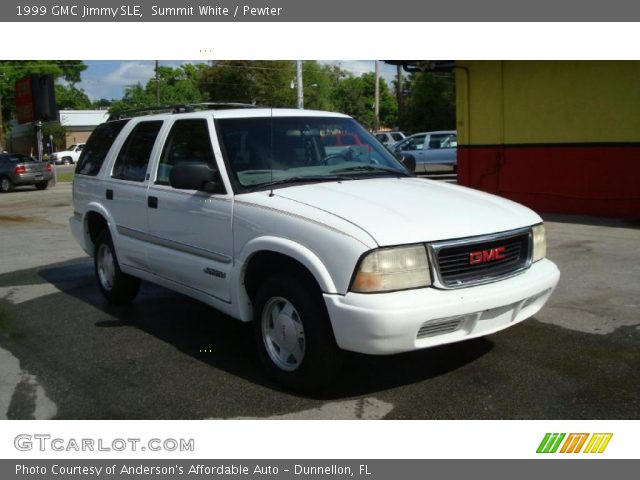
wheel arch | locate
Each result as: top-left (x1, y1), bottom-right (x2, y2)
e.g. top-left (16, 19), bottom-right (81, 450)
top-left (234, 237), bottom-right (338, 322)
top-left (82, 204), bottom-right (117, 257)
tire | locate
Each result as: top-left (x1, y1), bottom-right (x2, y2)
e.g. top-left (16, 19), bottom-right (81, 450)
top-left (253, 272), bottom-right (344, 391)
top-left (62, 157), bottom-right (72, 165)
top-left (0, 176), bottom-right (14, 193)
top-left (35, 181), bottom-right (48, 190)
top-left (94, 230), bottom-right (140, 305)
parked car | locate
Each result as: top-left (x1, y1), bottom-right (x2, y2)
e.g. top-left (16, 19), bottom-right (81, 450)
top-left (0, 153), bottom-right (53, 192)
top-left (374, 131), bottom-right (406, 147)
top-left (50, 143), bottom-right (85, 165)
top-left (70, 106), bottom-right (559, 390)
top-left (394, 131), bottom-right (457, 173)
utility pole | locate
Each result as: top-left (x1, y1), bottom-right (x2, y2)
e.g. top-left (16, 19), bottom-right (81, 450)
top-left (0, 74), bottom-right (4, 150)
top-left (296, 60), bottom-right (304, 109)
top-left (0, 89), bottom-right (4, 150)
top-left (374, 60), bottom-right (380, 131)
top-left (155, 60), bottom-right (160, 106)
top-left (396, 64), bottom-right (404, 126)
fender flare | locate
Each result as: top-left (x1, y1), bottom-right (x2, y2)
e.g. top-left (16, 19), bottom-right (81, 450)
top-left (232, 236), bottom-right (338, 322)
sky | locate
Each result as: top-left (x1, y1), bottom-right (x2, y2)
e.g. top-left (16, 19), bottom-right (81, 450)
top-left (76, 60), bottom-right (401, 101)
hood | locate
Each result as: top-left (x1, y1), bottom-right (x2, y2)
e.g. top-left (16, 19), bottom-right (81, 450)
top-left (274, 177), bottom-right (541, 246)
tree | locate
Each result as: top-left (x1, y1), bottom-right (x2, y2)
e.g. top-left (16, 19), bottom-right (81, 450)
top-left (55, 84), bottom-right (92, 110)
top-left (1, 60), bottom-right (87, 139)
top-left (92, 98), bottom-right (112, 109)
top-left (109, 63), bottom-right (207, 117)
top-left (402, 72), bottom-right (455, 133)
top-left (332, 72), bottom-right (398, 129)
top-left (198, 61), bottom-right (297, 107)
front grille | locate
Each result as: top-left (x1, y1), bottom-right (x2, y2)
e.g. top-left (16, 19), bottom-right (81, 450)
top-left (431, 229), bottom-right (532, 288)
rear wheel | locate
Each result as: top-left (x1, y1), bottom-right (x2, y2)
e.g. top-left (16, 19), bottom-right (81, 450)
top-left (94, 230), bottom-right (140, 305)
top-left (253, 273), bottom-right (343, 391)
top-left (35, 181), bottom-right (48, 190)
top-left (0, 176), bottom-right (13, 193)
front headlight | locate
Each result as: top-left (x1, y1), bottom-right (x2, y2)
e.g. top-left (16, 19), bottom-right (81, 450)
top-left (351, 245), bottom-right (431, 293)
top-left (532, 224), bottom-right (546, 262)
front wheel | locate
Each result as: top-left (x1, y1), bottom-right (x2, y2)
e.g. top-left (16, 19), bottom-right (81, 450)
top-left (94, 230), bottom-right (140, 305)
top-left (253, 273), bottom-right (343, 391)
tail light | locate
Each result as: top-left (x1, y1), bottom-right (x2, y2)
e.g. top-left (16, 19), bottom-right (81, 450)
top-left (14, 165), bottom-right (27, 174)
top-left (45, 163), bottom-right (52, 172)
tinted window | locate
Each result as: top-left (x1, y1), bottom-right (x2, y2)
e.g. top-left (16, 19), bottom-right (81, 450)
top-left (156, 119), bottom-right (215, 185)
top-left (112, 121), bottom-right (163, 182)
top-left (76, 120), bottom-right (129, 176)
top-left (217, 116), bottom-right (407, 189)
top-left (402, 135), bottom-right (425, 151)
top-left (391, 133), bottom-right (404, 141)
top-left (429, 133), bottom-right (457, 149)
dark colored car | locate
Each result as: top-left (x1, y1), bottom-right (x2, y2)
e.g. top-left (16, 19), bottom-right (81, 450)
top-left (0, 153), bottom-right (53, 192)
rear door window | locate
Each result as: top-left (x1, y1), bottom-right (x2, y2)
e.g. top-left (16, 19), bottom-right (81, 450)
top-left (112, 120), bottom-right (163, 182)
top-left (76, 120), bottom-right (129, 176)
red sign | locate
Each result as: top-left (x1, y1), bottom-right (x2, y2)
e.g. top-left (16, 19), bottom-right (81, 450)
top-left (15, 76), bottom-right (34, 124)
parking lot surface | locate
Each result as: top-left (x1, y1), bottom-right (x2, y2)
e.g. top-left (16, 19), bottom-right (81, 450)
top-left (1, 183), bottom-right (639, 419)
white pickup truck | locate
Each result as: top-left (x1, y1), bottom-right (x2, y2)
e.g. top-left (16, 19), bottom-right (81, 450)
top-left (51, 143), bottom-right (85, 165)
top-left (70, 105), bottom-right (560, 390)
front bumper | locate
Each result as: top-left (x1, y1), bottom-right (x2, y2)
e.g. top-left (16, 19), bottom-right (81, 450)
top-left (323, 258), bottom-right (560, 355)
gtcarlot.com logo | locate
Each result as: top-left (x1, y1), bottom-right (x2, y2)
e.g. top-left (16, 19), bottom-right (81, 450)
top-left (536, 433), bottom-right (613, 454)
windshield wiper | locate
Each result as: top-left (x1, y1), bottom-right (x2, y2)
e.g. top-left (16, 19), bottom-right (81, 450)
top-left (330, 165), bottom-right (407, 175)
top-left (256, 175), bottom-right (351, 189)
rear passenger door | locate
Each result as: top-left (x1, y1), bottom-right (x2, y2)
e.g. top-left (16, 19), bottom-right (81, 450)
top-left (106, 120), bottom-right (163, 271)
top-left (145, 118), bottom-right (233, 303)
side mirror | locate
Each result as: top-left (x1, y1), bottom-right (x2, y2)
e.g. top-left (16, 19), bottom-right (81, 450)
top-left (169, 162), bottom-right (219, 192)
top-left (399, 155), bottom-right (416, 174)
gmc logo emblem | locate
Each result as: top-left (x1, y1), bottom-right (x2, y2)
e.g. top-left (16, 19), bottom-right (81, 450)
top-left (470, 246), bottom-right (506, 265)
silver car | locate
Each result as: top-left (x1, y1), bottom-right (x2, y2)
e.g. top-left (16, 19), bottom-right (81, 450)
top-left (0, 153), bottom-right (53, 192)
top-left (393, 130), bottom-right (457, 173)
top-left (374, 131), bottom-right (406, 147)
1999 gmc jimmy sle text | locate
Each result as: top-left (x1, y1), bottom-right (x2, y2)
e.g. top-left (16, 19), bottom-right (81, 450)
top-left (70, 105), bottom-right (560, 390)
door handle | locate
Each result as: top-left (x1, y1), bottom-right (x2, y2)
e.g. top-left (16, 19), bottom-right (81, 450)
top-left (148, 196), bottom-right (158, 209)
top-left (106, 189), bottom-right (113, 200)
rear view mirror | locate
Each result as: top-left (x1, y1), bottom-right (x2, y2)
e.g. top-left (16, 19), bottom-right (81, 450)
top-left (170, 162), bottom-right (219, 192)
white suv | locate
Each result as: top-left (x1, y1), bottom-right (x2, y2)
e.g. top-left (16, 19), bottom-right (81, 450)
top-left (70, 105), bottom-right (560, 390)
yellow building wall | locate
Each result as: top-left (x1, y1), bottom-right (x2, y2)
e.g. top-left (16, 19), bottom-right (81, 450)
top-left (456, 61), bottom-right (640, 145)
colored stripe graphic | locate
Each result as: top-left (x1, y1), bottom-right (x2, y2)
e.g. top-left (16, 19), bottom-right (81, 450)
top-left (537, 433), bottom-right (613, 453)
top-left (560, 433), bottom-right (589, 453)
top-left (537, 433), bottom-right (565, 453)
top-left (584, 434), bottom-right (613, 453)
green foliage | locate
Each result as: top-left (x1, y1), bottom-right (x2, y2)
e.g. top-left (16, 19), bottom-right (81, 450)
top-left (0, 60), bottom-right (87, 136)
top-left (55, 84), bottom-right (92, 110)
top-left (109, 63), bottom-right (208, 117)
top-left (333, 72), bottom-right (398, 129)
top-left (198, 61), bottom-right (296, 107)
top-left (402, 72), bottom-right (456, 133)
top-left (92, 98), bottom-right (112, 109)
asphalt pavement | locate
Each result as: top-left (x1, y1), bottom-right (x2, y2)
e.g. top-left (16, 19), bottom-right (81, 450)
top-left (0, 182), bottom-right (638, 419)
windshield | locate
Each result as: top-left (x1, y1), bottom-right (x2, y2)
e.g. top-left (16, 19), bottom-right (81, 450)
top-left (217, 116), bottom-right (409, 190)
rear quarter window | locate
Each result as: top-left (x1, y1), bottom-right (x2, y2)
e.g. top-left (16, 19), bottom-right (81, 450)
top-left (76, 120), bottom-right (129, 176)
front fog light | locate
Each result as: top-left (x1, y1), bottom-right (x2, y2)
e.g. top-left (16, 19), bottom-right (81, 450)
top-left (351, 245), bottom-right (431, 293)
top-left (532, 224), bottom-right (546, 262)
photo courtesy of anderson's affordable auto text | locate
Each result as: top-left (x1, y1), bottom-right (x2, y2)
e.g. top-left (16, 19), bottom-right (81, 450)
top-left (0, 1), bottom-right (639, 479)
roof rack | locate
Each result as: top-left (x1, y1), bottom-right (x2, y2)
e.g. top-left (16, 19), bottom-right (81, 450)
top-left (108, 102), bottom-right (259, 121)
